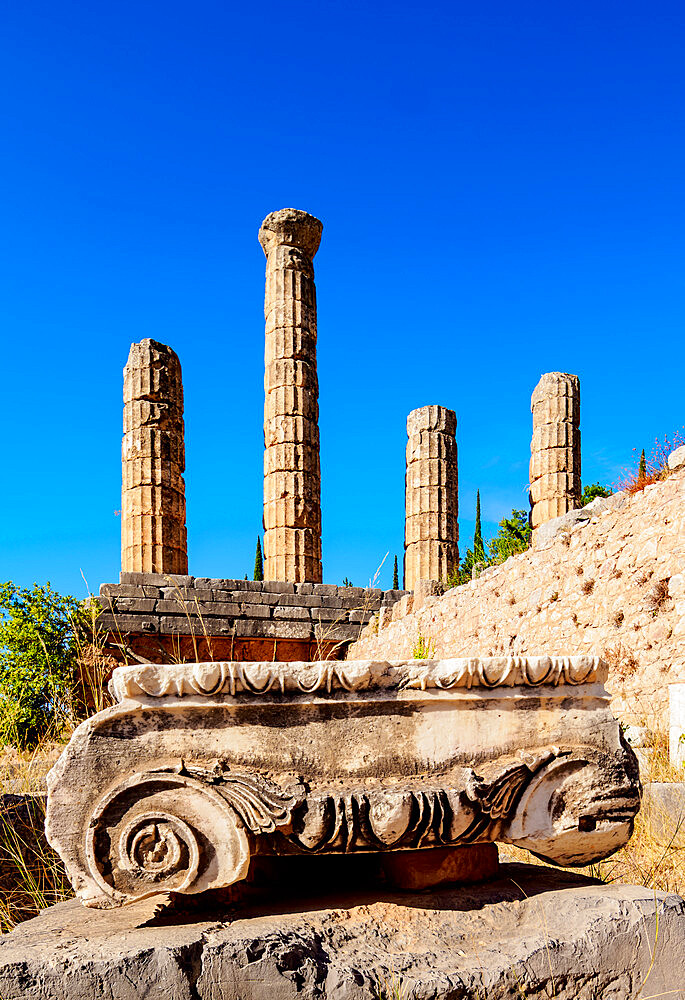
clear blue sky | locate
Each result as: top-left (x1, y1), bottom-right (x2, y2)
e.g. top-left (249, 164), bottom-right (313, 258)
top-left (2, 1), bottom-right (684, 596)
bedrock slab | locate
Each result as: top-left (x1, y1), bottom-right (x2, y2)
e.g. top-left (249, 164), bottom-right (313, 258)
top-left (0, 864), bottom-right (683, 1000)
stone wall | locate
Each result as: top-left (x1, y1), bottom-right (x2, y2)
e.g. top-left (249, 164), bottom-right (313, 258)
top-left (99, 576), bottom-right (406, 663)
top-left (350, 467), bottom-right (685, 723)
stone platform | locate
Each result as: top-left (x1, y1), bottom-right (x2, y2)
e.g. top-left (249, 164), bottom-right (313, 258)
top-left (98, 574), bottom-right (407, 663)
top-left (1, 863), bottom-right (683, 999)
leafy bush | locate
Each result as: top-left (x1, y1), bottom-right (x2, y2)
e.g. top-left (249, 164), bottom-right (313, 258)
top-left (488, 508), bottom-right (531, 564)
top-left (580, 482), bottom-right (613, 506)
top-left (0, 582), bottom-right (95, 748)
top-left (448, 507), bottom-right (531, 586)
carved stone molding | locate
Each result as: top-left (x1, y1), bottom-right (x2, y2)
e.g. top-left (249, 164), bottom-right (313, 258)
top-left (109, 655), bottom-right (606, 703)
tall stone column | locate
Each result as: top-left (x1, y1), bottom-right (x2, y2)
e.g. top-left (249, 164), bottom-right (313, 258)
top-left (121, 339), bottom-right (188, 575)
top-left (259, 209), bottom-right (323, 583)
top-left (404, 405), bottom-right (458, 591)
top-left (530, 371), bottom-right (581, 531)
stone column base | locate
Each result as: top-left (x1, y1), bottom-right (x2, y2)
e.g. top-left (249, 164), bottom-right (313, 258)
top-left (1, 864), bottom-right (683, 999)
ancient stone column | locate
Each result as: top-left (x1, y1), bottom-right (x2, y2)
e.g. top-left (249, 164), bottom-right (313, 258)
top-left (404, 405), bottom-right (458, 591)
top-left (530, 372), bottom-right (581, 531)
top-left (121, 339), bottom-right (188, 575)
top-left (259, 208), bottom-right (323, 583)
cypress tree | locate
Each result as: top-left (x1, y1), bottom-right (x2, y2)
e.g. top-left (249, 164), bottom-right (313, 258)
top-left (254, 536), bottom-right (264, 581)
top-left (638, 449), bottom-right (646, 484)
top-left (392, 555), bottom-right (399, 591)
top-left (473, 490), bottom-right (486, 564)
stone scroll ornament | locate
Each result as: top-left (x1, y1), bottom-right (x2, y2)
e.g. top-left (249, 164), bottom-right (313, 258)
top-left (45, 657), bottom-right (641, 907)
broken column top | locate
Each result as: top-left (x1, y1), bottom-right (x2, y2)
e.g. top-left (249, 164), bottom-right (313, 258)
top-left (258, 208), bottom-right (323, 257)
top-left (407, 404), bottom-right (457, 437)
top-left (531, 372), bottom-right (580, 409)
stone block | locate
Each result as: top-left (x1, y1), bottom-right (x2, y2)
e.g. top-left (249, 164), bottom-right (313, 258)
top-left (668, 445), bottom-right (685, 471)
top-left (273, 606), bottom-right (310, 620)
top-left (240, 604), bottom-right (271, 619)
top-left (197, 602), bottom-right (242, 618)
top-left (106, 597), bottom-right (157, 614)
top-left (120, 572), bottom-right (194, 587)
top-left (381, 843), bottom-right (498, 890)
top-left (100, 584), bottom-right (151, 599)
top-left (262, 581), bottom-right (297, 595)
top-left (1, 868), bottom-right (683, 999)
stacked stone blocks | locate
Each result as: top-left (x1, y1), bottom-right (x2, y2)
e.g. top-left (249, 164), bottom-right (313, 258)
top-left (259, 209), bottom-right (323, 583)
top-left (404, 405), bottom-right (458, 590)
top-left (99, 576), bottom-right (406, 648)
top-left (530, 372), bottom-right (581, 530)
top-left (121, 339), bottom-right (188, 575)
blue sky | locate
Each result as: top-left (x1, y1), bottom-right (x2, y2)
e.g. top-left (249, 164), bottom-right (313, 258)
top-left (2, 1), bottom-right (684, 596)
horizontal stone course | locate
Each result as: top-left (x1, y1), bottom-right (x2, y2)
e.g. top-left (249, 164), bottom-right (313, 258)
top-left (99, 577), bottom-right (408, 648)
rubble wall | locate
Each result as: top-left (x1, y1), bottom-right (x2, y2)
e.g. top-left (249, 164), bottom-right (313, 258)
top-left (350, 468), bottom-right (685, 723)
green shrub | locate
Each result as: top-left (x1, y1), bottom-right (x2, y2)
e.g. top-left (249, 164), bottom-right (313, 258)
top-left (580, 482), bottom-right (612, 506)
top-left (0, 582), bottom-right (93, 748)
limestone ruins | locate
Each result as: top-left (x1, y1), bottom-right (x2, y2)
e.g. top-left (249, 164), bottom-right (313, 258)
top-left (530, 371), bottom-right (581, 536)
top-left (45, 654), bottom-right (640, 907)
top-left (121, 339), bottom-right (188, 576)
top-left (404, 405), bottom-right (459, 591)
top-left (259, 209), bottom-right (323, 584)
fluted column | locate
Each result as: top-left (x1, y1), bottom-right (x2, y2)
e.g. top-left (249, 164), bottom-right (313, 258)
top-left (259, 208), bottom-right (323, 582)
top-left (121, 339), bottom-right (188, 575)
top-left (404, 405), bottom-right (458, 591)
top-left (530, 371), bottom-right (581, 532)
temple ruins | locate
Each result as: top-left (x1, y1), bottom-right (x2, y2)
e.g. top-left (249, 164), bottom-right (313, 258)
top-left (260, 209), bottom-right (323, 584)
top-left (404, 405), bottom-right (458, 590)
top-left (121, 339), bottom-right (188, 576)
top-left (4, 209), bottom-right (683, 1000)
top-left (529, 371), bottom-right (581, 537)
top-left (103, 210), bottom-right (591, 667)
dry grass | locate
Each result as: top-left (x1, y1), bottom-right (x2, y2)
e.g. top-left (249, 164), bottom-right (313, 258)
top-left (617, 430), bottom-right (685, 494)
top-left (0, 791), bottom-right (72, 932)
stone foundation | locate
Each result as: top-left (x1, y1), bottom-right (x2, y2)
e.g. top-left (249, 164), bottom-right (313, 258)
top-left (1, 865), bottom-right (682, 999)
top-left (98, 575), bottom-right (407, 663)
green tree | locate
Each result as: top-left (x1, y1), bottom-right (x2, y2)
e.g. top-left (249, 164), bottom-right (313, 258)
top-left (638, 449), bottom-right (646, 484)
top-left (0, 582), bottom-right (88, 748)
top-left (253, 536), bottom-right (264, 581)
top-left (392, 555), bottom-right (399, 591)
top-left (488, 509), bottom-right (531, 564)
top-left (473, 490), bottom-right (486, 565)
top-left (580, 482), bottom-right (613, 506)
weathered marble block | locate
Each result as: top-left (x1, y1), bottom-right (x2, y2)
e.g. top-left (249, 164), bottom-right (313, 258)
top-left (46, 656), bottom-right (640, 908)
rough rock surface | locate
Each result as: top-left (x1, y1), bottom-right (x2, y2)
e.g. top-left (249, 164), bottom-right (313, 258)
top-left (0, 864), bottom-right (683, 999)
top-left (351, 466), bottom-right (685, 723)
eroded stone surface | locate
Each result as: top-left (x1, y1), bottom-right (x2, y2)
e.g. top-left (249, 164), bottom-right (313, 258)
top-left (530, 372), bottom-right (581, 533)
top-left (46, 656), bottom-right (639, 908)
top-left (259, 209), bottom-right (323, 583)
top-left (122, 339), bottom-right (188, 575)
top-left (0, 865), bottom-right (683, 999)
top-left (404, 405), bottom-right (458, 590)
